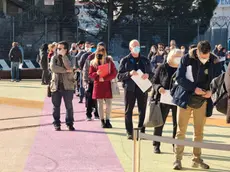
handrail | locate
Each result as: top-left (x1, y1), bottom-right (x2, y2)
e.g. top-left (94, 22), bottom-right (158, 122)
top-left (132, 128), bottom-right (230, 172)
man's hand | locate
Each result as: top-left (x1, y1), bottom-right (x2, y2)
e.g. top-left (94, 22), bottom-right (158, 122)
top-left (202, 91), bottom-right (211, 99)
top-left (66, 69), bottom-right (72, 73)
top-left (97, 70), bottom-right (101, 76)
top-left (159, 87), bottom-right (166, 94)
top-left (99, 78), bottom-right (104, 82)
top-left (195, 88), bottom-right (206, 95)
top-left (130, 70), bottom-right (138, 76)
top-left (141, 74), bottom-right (149, 80)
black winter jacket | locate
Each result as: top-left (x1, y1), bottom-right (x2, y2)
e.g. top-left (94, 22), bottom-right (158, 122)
top-left (8, 46), bottom-right (22, 63)
top-left (118, 53), bottom-right (153, 92)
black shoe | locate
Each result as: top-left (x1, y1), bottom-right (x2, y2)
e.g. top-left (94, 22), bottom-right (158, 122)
top-left (54, 125), bottom-right (61, 131)
top-left (127, 133), bottom-right (133, 140)
top-left (101, 119), bottom-right (106, 128)
top-left (154, 146), bottom-right (161, 154)
top-left (105, 119), bottom-right (112, 128)
top-left (67, 125), bottom-right (75, 131)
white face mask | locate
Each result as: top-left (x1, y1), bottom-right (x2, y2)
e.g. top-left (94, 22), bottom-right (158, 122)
top-left (199, 57), bottom-right (209, 64)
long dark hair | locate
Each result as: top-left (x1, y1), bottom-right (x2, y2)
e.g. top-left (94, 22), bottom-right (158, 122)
top-left (40, 43), bottom-right (48, 52)
top-left (148, 45), bottom-right (157, 60)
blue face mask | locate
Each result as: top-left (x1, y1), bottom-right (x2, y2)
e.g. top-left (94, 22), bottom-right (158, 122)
top-left (133, 46), bottom-right (140, 54)
top-left (90, 48), bottom-right (96, 53)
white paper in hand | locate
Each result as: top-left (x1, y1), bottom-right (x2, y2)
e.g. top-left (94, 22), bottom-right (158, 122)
top-left (185, 65), bottom-right (194, 82)
top-left (131, 69), bottom-right (152, 93)
top-left (160, 90), bottom-right (176, 106)
top-left (19, 63), bottom-right (23, 69)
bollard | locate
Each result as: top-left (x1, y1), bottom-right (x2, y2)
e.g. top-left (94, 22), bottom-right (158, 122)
top-left (132, 128), bottom-right (141, 172)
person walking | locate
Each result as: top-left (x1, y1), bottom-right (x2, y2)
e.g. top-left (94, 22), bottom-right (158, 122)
top-left (50, 41), bottom-right (75, 131)
top-left (172, 41), bottom-right (222, 170)
top-left (118, 39), bottom-right (153, 139)
top-left (89, 43), bottom-right (117, 128)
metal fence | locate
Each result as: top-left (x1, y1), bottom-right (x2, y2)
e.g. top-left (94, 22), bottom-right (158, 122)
top-left (1, 7), bottom-right (230, 60)
top-left (132, 128), bottom-right (230, 172)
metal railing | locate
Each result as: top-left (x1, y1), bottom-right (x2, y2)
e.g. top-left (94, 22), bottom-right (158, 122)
top-left (132, 128), bottom-right (230, 172)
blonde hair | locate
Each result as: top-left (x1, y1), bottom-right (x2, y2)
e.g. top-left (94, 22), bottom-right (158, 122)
top-left (91, 47), bottom-right (108, 67)
top-left (12, 42), bottom-right (18, 47)
top-left (48, 44), bottom-right (56, 52)
top-left (167, 49), bottom-right (183, 63)
top-left (129, 39), bottom-right (139, 48)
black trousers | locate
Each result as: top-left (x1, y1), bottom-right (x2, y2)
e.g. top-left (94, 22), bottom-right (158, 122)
top-left (42, 69), bottom-right (49, 84)
top-left (85, 82), bottom-right (99, 118)
top-left (153, 103), bottom-right (177, 147)
top-left (52, 90), bottom-right (74, 126)
top-left (124, 87), bottom-right (148, 135)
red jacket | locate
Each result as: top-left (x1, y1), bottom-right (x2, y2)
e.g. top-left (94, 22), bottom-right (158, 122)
top-left (89, 58), bottom-right (117, 99)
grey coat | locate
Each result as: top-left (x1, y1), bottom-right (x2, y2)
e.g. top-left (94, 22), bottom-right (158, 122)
top-left (50, 55), bottom-right (75, 92)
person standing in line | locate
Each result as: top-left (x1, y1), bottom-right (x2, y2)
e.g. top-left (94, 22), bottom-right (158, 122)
top-left (152, 49), bottom-right (183, 154)
top-left (172, 41), bottom-right (222, 170)
top-left (83, 44), bottom-right (100, 121)
top-left (147, 45), bottom-right (157, 61)
top-left (170, 40), bottom-right (177, 50)
top-left (151, 43), bottom-right (167, 73)
top-left (117, 39), bottom-right (153, 139)
top-left (8, 42), bottom-right (22, 82)
top-left (224, 63), bottom-right (230, 124)
top-left (39, 44), bottom-right (49, 85)
top-left (50, 41), bottom-right (75, 131)
top-left (89, 44), bottom-right (117, 128)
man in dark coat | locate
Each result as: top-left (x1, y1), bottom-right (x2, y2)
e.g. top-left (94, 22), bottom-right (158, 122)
top-left (118, 39), bottom-right (153, 140)
top-left (8, 42), bottom-right (22, 82)
top-left (172, 41), bottom-right (222, 170)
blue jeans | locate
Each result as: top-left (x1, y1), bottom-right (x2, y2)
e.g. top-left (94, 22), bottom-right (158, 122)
top-left (51, 90), bottom-right (74, 126)
top-left (11, 62), bottom-right (20, 80)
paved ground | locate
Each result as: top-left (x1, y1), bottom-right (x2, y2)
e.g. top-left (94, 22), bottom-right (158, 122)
top-left (0, 80), bottom-right (230, 172)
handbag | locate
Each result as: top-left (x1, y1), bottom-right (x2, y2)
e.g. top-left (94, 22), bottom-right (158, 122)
top-left (144, 101), bottom-right (163, 128)
top-left (109, 61), bottom-right (120, 96)
top-left (188, 94), bottom-right (206, 109)
top-left (111, 79), bottom-right (120, 96)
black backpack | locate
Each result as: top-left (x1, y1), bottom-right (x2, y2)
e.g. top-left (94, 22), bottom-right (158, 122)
top-left (210, 73), bottom-right (228, 114)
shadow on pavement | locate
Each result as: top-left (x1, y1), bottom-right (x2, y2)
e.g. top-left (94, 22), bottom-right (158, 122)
top-left (0, 119), bottom-right (86, 132)
top-left (0, 111), bottom-right (85, 121)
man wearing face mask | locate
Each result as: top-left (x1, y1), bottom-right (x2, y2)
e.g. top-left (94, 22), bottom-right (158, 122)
top-left (172, 41), bottom-right (222, 170)
top-left (76, 41), bottom-right (91, 103)
top-left (50, 41), bottom-right (75, 131)
top-left (118, 39), bottom-right (153, 139)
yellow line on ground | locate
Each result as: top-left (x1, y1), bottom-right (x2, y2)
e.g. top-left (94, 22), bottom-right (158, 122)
top-left (0, 97), bottom-right (44, 109)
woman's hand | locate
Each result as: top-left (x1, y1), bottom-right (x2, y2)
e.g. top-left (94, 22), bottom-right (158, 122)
top-left (99, 78), bottom-right (104, 82)
top-left (97, 70), bottom-right (101, 76)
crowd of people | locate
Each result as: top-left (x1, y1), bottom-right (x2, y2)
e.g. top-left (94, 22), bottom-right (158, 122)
top-left (8, 38), bottom-right (230, 170)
